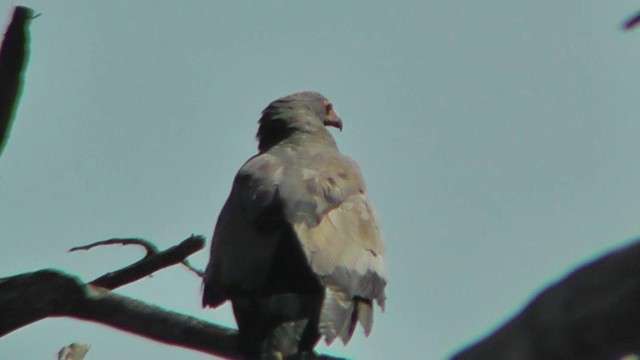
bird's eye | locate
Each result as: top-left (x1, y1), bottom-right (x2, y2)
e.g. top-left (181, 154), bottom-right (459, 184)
top-left (325, 103), bottom-right (334, 116)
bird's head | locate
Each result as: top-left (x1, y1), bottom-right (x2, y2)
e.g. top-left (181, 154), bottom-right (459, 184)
top-left (256, 91), bottom-right (343, 152)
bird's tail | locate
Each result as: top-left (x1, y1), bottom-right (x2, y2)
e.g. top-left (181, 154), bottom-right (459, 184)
top-left (319, 286), bottom-right (374, 345)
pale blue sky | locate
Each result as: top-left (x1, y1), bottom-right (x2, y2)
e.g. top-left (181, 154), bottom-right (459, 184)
top-left (2, 1), bottom-right (640, 359)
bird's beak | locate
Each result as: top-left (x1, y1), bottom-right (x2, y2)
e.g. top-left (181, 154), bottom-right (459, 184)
top-left (324, 117), bottom-right (343, 131)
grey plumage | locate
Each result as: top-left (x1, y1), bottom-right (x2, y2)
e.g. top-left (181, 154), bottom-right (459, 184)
top-left (203, 91), bottom-right (386, 358)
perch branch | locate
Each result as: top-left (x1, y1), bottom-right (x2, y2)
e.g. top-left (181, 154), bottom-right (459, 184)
top-left (0, 236), bottom-right (341, 359)
top-left (0, 270), bottom-right (240, 358)
top-left (452, 238), bottom-right (640, 360)
top-left (0, 269), bottom-right (344, 359)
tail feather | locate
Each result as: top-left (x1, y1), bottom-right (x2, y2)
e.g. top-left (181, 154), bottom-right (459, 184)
top-left (320, 287), bottom-right (376, 345)
top-left (356, 299), bottom-right (373, 337)
top-left (319, 286), bottom-right (352, 345)
top-left (339, 302), bottom-right (358, 345)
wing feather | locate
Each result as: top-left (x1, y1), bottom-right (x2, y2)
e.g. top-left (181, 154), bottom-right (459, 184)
top-left (284, 153), bottom-right (386, 343)
top-left (202, 154), bottom-right (285, 306)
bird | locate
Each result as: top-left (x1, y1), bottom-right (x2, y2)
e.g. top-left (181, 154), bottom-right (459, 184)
top-left (202, 91), bottom-right (386, 359)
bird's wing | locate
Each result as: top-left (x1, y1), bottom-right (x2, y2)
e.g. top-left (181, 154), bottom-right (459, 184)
top-left (204, 147), bottom-right (386, 345)
top-left (279, 151), bottom-right (387, 345)
top-left (202, 153), bottom-right (286, 307)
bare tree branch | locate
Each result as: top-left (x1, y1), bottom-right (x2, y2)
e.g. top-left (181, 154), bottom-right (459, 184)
top-left (70, 238), bottom-right (159, 257)
top-left (71, 236), bottom-right (205, 279)
top-left (0, 237), bottom-right (343, 359)
top-left (181, 256), bottom-right (205, 278)
top-left (0, 269), bottom-right (240, 358)
top-left (0, 6), bottom-right (34, 157)
top-left (452, 238), bottom-right (640, 360)
top-left (70, 235), bottom-right (205, 290)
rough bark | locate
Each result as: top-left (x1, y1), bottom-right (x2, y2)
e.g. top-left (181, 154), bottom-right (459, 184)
top-left (0, 269), bottom-right (240, 358)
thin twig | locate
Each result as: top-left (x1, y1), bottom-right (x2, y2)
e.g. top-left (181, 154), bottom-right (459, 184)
top-left (70, 235), bottom-right (205, 290)
top-left (70, 238), bottom-right (159, 258)
top-left (181, 258), bottom-right (205, 277)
